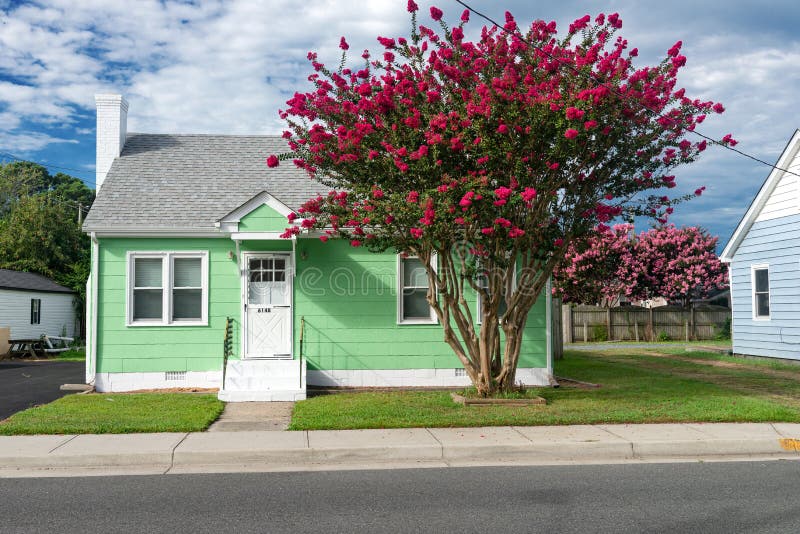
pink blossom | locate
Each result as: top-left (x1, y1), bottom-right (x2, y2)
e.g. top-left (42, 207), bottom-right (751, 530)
top-left (373, 188), bottom-right (385, 199)
top-left (584, 120), bottom-right (597, 130)
top-left (287, 212), bottom-right (298, 222)
top-left (497, 124), bottom-right (509, 134)
top-left (481, 227), bottom-right (495, 236)
top-left (521, 188), bottom-right (537, 203)
top-left (460, 9), bottom-right (469, 22)
top-left (722, 133), bottom-right (738, 147)
top-left (350, 239), bottom-right (362, 247)
top-left (508, 227), bottom-right (525, 238)
top-left (406, 191), bottom-right (419, 203)
top-left (266, 155), bottom-right (279, 167)
top-left (430, 6), bottom-right (443, 21)
top-left (713, 103), bottom-right (725, 113)
top-left (410, 228), bottom-right (424, 238)
top-left (407, 0), bottom-right (418, 12)
top-left (564, 128), bottom-right (579, 139)
top-left (494, 217), bottom-right (512, 228)
top-left (565, 107), bottom-right (585, 120)
top-left (494, 186), bottom-right (513, 199)
top-left (339, 37), bottom-right (349, 50)
top-left (319, 235), bottom-right (329, 243)
top-left (377, 36), bottom-right (395, 48)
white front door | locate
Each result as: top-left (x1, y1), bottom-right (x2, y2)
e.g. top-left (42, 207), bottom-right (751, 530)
top-left (244, 253), bottom-right (292, 358)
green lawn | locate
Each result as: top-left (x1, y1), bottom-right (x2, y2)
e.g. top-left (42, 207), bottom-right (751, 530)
top-left (0, 393), bottom-right (224, 435)
top-left (289, 348), bottom-right (800, 430)
top-left (55, 349), bottom-right (86, 361)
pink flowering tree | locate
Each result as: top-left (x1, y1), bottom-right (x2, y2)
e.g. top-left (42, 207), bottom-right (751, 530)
top-left (269, 4), bottom-right (731, 395)
top-left (622, 225), bottom-right (729, 307)
top-left (552, 224), bottom-right (635, 307)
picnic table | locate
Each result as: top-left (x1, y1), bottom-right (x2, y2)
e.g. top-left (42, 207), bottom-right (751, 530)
top-left (7, 336), bottom-right (73, 359)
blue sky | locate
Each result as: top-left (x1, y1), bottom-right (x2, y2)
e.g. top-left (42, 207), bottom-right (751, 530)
top-left (1, 0), bottom-right (799, 248)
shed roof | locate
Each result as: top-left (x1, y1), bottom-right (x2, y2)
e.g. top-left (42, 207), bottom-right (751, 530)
top-left (0, 269), bottom-right (75, 294)
top-left (82, 133), bottom-right (327, 232)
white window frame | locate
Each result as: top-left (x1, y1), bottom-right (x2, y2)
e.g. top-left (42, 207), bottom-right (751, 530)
top-left (397, 253), bottom-right (438, 325)
top-left (126, 251), bottom-right (209, 327)
top-left (476, 264), bottom-right (517, 325)
top-left (751, 263), bottom-right (770, 321)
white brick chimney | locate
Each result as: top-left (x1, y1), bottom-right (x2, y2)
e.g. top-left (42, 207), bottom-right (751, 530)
top-left (95, 94), bottom-right (128, 191)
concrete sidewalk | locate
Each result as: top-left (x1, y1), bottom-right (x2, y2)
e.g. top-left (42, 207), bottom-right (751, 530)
top-left (1, 423), bottom-right (799, 477)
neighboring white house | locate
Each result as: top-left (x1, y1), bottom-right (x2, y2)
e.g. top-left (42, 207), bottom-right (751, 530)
top-left (720, 129), bottom-right (800, 361)
top-left (0, 269), bottom-right (77, 340)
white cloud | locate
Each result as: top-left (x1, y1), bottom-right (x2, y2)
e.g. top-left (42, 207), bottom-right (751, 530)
top-left (0, 131), bottom-right (77, 152)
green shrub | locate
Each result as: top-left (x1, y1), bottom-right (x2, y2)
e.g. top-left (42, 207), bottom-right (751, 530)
top-left (715, 318), bottom-right (732, 340)
top-left (592, 324), bottom-right (608, 342)
top-left (657, 331), bottom-right (671, 342)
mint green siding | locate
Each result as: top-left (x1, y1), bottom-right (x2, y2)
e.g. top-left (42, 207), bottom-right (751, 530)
top-left (294, 239), bottom-right (547, 371)
top-left (95, 235), bottom-right (547, 374)
top-left (96, 238), bottom-right (240, 373)
top-left (238, 204), bottom-right (290, 232)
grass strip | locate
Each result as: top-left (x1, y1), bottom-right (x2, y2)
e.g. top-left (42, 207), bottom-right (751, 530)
top-left (0, 393), bottom-right (224, 435)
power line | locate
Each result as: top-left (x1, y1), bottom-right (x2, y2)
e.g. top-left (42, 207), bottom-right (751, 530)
top-left (0, 151), bottom-right (97, 186)
top-left (453, 0), bottom-right (800, 181)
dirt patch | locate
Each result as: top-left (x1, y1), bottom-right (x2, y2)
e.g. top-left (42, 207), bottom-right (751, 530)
top-left (640, 351), bottom-right (800, 381)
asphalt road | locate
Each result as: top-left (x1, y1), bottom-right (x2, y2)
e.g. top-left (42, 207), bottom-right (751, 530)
top-left (0, 360), bottom-right (84, 419)
top-left (2, 461), bottom-right (799, 533)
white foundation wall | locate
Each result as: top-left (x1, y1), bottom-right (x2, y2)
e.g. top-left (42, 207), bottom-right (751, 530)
top-left (93, 367), bottom-right (551, 391)
top-left (306, 367), bottom-right (551, 388)
top-left (94, 371), bottom-right (222, 392)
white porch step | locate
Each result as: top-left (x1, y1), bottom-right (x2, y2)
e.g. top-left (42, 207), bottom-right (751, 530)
top-left (219, 358), bottom-right (306, 403)
top-left (218, 389), bottom-right (306, 402)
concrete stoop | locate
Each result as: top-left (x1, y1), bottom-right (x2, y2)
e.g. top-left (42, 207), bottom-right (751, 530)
top-left (218, 359), bottom-right (306, 402)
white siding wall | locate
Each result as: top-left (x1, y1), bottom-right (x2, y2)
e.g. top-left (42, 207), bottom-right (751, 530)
top-left (0, 289), bottom-right (76, 339)
top-left (755, 147), bottom-right (800, 222)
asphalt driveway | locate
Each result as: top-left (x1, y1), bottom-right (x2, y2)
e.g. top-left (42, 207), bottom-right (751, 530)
top-left (0, 360), bottom-right (84, 420)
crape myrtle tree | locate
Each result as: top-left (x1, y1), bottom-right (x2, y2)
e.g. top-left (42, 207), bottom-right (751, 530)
top-left (552, 223), bottom-right (635, 307)
top-left (622, 225), bottom-right (728, 308)
top-left (268, 3), bottom-right (733, 395)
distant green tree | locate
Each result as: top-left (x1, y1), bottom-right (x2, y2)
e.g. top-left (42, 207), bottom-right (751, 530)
top-left (0, 161), bottom-right (95, 336)
top-left (0, 161), bottom-right (94, 214)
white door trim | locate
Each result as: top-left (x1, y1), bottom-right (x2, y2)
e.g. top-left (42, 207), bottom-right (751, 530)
top-left (241, 251), bottom-right (294, 359)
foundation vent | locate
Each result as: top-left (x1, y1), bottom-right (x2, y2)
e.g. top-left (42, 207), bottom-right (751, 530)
top-left (165, 371), bottom-right (187, 381)
top-left (454, 368), bottom-right (466, 377)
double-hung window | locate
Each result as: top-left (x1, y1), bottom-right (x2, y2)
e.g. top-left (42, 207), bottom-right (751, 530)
top-left (128, 251), bottom-right (208, 326)
top-left (752, 264), bottom-right (770, 320)
top-left (30, 299), bottom-right (41, 325)
top-left (397, 254), bottom-right (437, 324)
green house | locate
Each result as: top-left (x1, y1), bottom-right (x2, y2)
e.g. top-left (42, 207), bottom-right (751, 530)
top-left (83, 95), bottom-right (553, 401)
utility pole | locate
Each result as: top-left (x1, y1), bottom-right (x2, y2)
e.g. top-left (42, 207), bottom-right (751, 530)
top-left (78, 203), bottom-right (83, 225)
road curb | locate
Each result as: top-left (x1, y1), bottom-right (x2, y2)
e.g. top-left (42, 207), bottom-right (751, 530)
top-left (1, 424), bottom-right (799, 475)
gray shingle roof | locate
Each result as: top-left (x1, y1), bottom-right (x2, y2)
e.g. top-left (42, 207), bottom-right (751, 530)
top-left (0, 269), bottom-right (74, 294)
top-left (83, 134), bottom-right (327, 232)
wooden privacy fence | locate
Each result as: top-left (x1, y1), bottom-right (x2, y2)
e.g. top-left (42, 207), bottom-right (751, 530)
top-left (561, 304), bottom-right (731, 343)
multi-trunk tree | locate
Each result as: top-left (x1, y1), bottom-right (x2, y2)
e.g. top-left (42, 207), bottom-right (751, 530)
top-left (268, 4), bottom-right (732, 395)
top-left (622, 225), bottom-right (728, 307)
